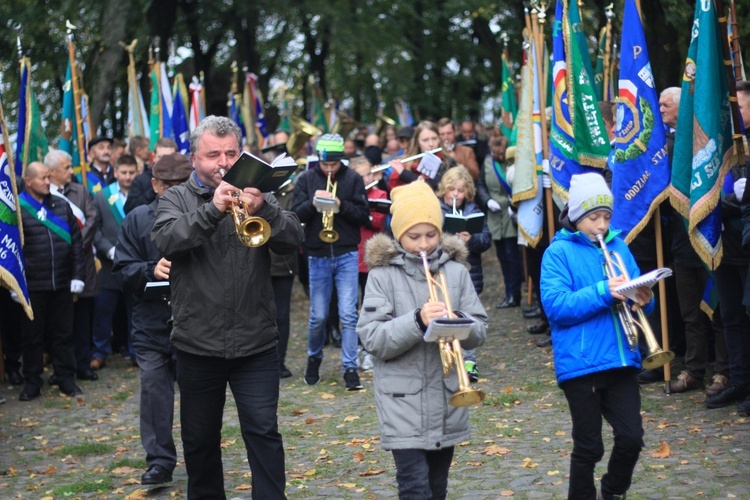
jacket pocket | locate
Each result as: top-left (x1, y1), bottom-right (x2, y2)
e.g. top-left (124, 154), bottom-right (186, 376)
top-left (377, 376), bottom-right (424, 438)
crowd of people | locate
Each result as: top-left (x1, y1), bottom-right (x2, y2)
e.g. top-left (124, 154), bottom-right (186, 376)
top-left (1, 83), bottom-right (749, 497)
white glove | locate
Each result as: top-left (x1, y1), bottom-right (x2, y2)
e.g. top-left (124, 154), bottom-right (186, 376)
top-left (107, 247), bottom-right (116, 261)
top-left (542, 173), bottom-right (552, 189)
top-left (487, 199), bottom-right (502, 212)
top-left (734, 177), bottom-right (746, 200)
top-left (542, 159), bottom-right (550, 174)
top-left (70, 279), bottom-right (85, 294)
top-left (9, 290), bottom-right (20, 304)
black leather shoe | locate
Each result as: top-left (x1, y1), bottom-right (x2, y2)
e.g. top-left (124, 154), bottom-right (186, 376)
top-left (76, 369), bottom-right (99, 381)
top-left (638, 368), bottom-right (665, 384)
top-left (48, 373), bottom-right (60, 386)
top-left (535, 336), bottom-right (552, 347)
top-left (279, 365), bottom-right (293, 379)
top-left (704, 384), bottom-right (750, 409)
top-left (523, 306), bottom-right (542, 319)
top-left (527, 321), bottom-right (549, 334)
top-left (496, 296), bottom-right (519, 309)
top-left (737, 398), bottom-right (750, 416)
top-left (6, 370), bottom-right (23, 386)
top-left (19, 384), bottom-right (41, 401)
top-left (58, 380), bottom-right (83, 397)
top-left (141, 464), bottom-right (173, 485)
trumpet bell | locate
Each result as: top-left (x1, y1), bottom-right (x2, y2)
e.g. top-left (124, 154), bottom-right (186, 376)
top-left (641, 349), bottom-right (675, 370)
top-left (449, 388), bottom-right (486, 407)
top-left (238, 216), bottom-right (271, 247)
top-left (319, 229), bottom-right (339, 243)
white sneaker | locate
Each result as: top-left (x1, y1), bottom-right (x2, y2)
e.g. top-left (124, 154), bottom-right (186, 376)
top-left (361, 353), bottom-right (374, 372)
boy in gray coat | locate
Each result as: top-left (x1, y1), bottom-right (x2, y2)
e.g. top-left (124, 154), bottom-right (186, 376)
top-left (357, 180), bottom-right (487, 499)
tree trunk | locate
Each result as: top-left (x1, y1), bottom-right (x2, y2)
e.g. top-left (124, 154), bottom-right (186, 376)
top-left (88, 0), bottom-right (133, 131)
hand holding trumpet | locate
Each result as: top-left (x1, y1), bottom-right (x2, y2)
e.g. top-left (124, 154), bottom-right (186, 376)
top-left (212, 181), bottom-right (264, 214)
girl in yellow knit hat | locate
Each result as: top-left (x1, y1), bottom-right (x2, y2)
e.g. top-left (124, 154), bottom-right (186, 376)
top-left (356, 180), bottom-right (488, 499)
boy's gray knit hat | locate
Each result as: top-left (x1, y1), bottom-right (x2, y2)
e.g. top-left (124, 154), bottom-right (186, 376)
top-left (568, 173), bottom-right (613, 224)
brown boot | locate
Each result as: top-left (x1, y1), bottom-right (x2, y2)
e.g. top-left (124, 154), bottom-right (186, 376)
top-left (669, 370), bottom-right (703, 393)
top-left (705, 374), bottom-right (728, 397)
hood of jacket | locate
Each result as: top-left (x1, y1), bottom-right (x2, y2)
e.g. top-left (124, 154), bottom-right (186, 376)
top-left (365, 233), bottom-right (468, 271)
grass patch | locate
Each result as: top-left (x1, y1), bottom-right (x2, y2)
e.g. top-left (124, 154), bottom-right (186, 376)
top-left (112, 390), bottom-right (133, 402)
top-left (483, 392), bottom-right (521, 407)
top-left (41, 398), bottom-right (73, 409)
top-left (54, 442), bottom-right (116, 457)
top-left (222, 425), bottom-right (242, 438)
top-left (108, 457), bottom-right (147, 471)
top-left (51, 477), bottom-right (114, 495)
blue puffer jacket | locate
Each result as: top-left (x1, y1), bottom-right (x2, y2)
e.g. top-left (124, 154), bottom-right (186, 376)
top-left (540, 228), bottom-right (654, 385)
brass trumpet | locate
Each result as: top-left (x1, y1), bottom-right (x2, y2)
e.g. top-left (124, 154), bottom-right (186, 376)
top-left (229, 192), bottom-right (271, 247)
top-left (420, 251), bottom-right (485, 407)
top-left (596, 234), bottom-right (674, 370)
top-left (319, 172), bottom-right (339, 243)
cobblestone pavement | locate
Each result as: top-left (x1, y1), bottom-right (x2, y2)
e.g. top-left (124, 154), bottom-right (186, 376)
top-left (1, 249), bottom-right (748, 499)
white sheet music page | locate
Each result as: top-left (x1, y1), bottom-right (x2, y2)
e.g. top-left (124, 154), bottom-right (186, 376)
top-left (416, 152), bottom-right (441, 179)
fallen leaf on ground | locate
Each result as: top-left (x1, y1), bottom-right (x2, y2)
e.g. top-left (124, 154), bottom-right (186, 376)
top-left (320, 393), bottom-right (336, 399)
top-left (235, 484), bottom-right (252, 490)
top-left (500, 490), bottom-right (514, 496)
top-left (359, 469), bottom-right (386, 477)
top-left (521, 458), bottom-right (538, 468)
top-left (353, 452), bottom-right (365, 463)
top-left (125, 490), bottom-right (147, 500)
top-left (112, 467), bottom-right (138, 474)
top-left (651, 441), bottom-right (670, 459)
top-left (483, 445), bottom-right (511, 456)
top-left (344, 415), bottom-right (359, 422)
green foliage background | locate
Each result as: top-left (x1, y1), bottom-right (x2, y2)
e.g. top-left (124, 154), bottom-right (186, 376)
top-left (0, 0), bottom-right (744, 140)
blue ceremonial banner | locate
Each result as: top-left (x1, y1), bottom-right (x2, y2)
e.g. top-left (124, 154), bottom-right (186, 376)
top-left (610, 0), bottom-right (670, 244)
top-left (172, 74), bottom-right (190, 154)
top-left (670, 0), bottom-right (735, 270)
top-left (0, 102), bottom-right (33, 320)
top-left (549, 0), bottom-right (610, 206)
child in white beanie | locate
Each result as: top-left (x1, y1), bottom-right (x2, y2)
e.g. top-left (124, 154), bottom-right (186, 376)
top-left (540, 172), bottom-right (654, 500)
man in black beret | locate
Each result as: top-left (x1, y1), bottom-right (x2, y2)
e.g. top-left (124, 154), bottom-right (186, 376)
top-left (113, 152), bottom-right (193, 486)
top-left (86, 136), bottom-right (115, 194)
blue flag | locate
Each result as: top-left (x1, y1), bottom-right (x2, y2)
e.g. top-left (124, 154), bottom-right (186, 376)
top-left (610, 0), bottom-right (670, 243)
top-left (549, 0), bottom-right (610, 206)
top-left (0, 102), bottom-right (33, 320)
top-left (171, 74), bottom-right (190, 154)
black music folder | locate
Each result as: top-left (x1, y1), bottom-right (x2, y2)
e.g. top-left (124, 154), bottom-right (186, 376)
top-left (221, 152), bottom-right (297, 192)
top-left (142, 281), bottom-right (171, 301)
top-left (368, 198), bottom-right (392, 214)
top-left (443, 212), bottom-right (485, 234)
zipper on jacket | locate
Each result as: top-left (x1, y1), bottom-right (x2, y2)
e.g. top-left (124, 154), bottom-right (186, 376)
top-left (49, 228), bottom-right (57, 291)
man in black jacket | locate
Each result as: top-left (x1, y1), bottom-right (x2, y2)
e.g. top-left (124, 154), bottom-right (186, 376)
top-left (152, 116), bottom-right (303, 498)
top-left (292, 133), bottom-right (370, 390)
top-left (114, 153), bottom-right (193, 486)
top-left (124, 137), bottom-right (178, 214)
top-left (16, 162), bottom-right (85, 400)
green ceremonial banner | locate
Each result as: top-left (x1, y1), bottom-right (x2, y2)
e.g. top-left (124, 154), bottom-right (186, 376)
top-left (501, 52), bottom-right (518, 145)
top-left (565, 0), bottom-right (610, 168)
top-left (670, 0), bottom-right (735, 270)
top-left (149, 63), bottom-right (162, 150)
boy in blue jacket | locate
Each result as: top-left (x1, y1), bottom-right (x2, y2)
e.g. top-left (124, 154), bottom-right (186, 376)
top-left (541, 173), bottom-right (654, 500)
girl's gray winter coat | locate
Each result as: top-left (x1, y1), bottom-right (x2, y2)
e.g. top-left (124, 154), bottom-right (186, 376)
top-left (357, 234), bottom-right (488, 451)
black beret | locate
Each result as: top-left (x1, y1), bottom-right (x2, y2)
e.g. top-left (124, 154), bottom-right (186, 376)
top-left (88, 136), bottom-right (113, 150)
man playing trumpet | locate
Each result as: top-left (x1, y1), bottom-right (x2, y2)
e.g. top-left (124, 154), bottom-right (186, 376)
top-left (540, 173), bottom-right (654, 500)
top-left (152, 116), bottom-right (303, 498)
top-left (292, 133), bottom-right (370, 390)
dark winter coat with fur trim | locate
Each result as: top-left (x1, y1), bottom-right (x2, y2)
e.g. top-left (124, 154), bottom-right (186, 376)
top-left (356, 233), bottom-right (488, 450)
